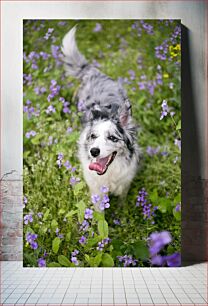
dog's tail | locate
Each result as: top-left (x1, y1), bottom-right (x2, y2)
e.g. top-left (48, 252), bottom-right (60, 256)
top-left (62, 26), bottom-right (89, 79)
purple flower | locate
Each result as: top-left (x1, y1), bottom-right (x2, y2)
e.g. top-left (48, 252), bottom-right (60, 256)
top-left (71, 249), bottom-right (79, 256)
top-left (46, 105), bottom-right (56, 114)
top-left (23, 196), bottom-right (28, 205)
top-left (100, 186), bottom-right (109, 193)
top-left (97, 241), bottom-right (104, 251)
top-left (148, 231), bottom-right (172, 256)
top-left (79, 236), bottom-right (87, 245)
top-left (70, 176), bottom-right (80, 186)
top-left (113, 219), bottom-right (121, 225)
top-left (64, 160), bottom-right (71, 170)
top-left (160, 100), bottom-right (169, 120)
top-left (71, 167), bottom-right (76, 172)
top-left (58, 153), bottom-right (64, 160)
top-left (26, 233), bottom-right (38, 244)
top-left (77, 100), bottom-right (86, 112)
top-left (175, 203), bottom-right (181, 212)
top-left (100, 201), bottom-right (110, 211)
top-left (24, 214), bottom-right (33, 225)
top-left (174, 139), bottom-right (181, 150)
top-left (138, 82), bottom-right (146, 90)
top-left (93, 23), bottom-right (102, 32)
top-left (84, 208), bottom-right (93, 219)
top-left (37, 212), bottom-right (43, 218)
top-left (31, 241), bottom-right (38, 250)
top-left (146, 146), bottom-right (160, 156)
top-left (117, 255), bottom-right (138, 267)
top-left (91, 194), bottom-right (100, 204)
top-left (67, 127), bottom-right (73, 134)
top-left (166, 252), bottom-right (181, 267)
top-left (151, 254), bottom-right (164, 266)
top-left (71, 256), bottom-right (79, 265)
top-left (38, 258), bottom-right (46, 267)
top-left (25, 130), bottom-right (36, 139)
top-left (79, 220), bottom-right (89, 232)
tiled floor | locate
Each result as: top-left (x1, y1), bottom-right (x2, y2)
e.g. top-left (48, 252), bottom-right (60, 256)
top-left (0, 261), bottom-right (207, 305)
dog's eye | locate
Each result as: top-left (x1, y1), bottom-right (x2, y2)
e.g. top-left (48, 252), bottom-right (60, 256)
top-left (108, 135), bottom-right (118, 142)
top-left (90, 134), bottom-right (97, 139)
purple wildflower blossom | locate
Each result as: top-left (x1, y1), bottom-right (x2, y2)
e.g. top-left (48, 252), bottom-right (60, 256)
top-left (67, 127), bottom-right (73, 134)
top-left (91, 194), bottom-right (100, 204)
top-left (24, 214), bottom-right (33, 225)
top-left (166, 252), bottom-right (181, 267)
top-left (117, 255), bottom-right (138, 267)
top-left (23, 196), bottom-right (28, 206)
top-left (38, 258), bottom-right (46, 267)
top-left (25, 130), bottom-right (36, 139)
top-left (79, 236), bottom-right (87, 245)
top-left (46, 105), bottom-right (56, 114)
top-left (37, 212), bottom-right (43, 218)
top-left (84, 208), bottom-right (93, 219)
top-left (93, 23), bottom-right (102, 32)
top-left (146, 146), bottom-right (160, 156)
top-left (70, 176), bottom-right (80, 186)
top-left (79, 220), bottom-right (89, 232)
top-left (100, 186), bottom-right (109, 193)
top-left (64, 160), bottom-right (71, 170)
top-left (174, 139), bottom-right (181, 150)
top-left (100, 201), bottom-right (110, 211)
top-left (71, 249), bottom-right (79, 256)
top-left (71, 256), bottom-right (79, 265)
top-left (31, 241), bottom-right (38, 250)
top-left (175, 203), bottom-right (181, 212)
top-left (148, 231), bottom-right (172, 256)
top-left (113, 219), bottom-right (121, 225)
top-left (160, 100), bottom-right (169, 120)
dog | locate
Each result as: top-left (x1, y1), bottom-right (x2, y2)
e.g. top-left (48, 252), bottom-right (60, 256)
top-left (62, 26), bottom-right (139, 210)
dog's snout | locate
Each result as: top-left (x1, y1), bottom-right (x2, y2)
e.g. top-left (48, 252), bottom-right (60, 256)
top-left (90, 147), bottom-right (100, 157)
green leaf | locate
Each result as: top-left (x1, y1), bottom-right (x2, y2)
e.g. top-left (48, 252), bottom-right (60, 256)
top-left (43, 209), bottom-right (50, 221)
top-left (75, 200), bottom-right (86, 223)
top-left (73, 182), bottom-right (85, 196)
top-left (149, 189), bottom-right (158, 203)
top-left (88, 253), bottom-right (103, 267)
top-left (51, 219), bottom-right (58, 229)
top-left (112, 239), bottom-right (123, 251)
top-left (94, 211), bottom-right (105, 221)
top-left (47, 262), bottom-right (61, 267)
top-left (66, 232), bottom-right (71, 241)
top-left (58, 208), bottom-right (65, 215)
top-left (52, 237), bottom-right (61, 254)
top-left (132, 241), bottom-right (149, 260)
top-left (58, 255), bottom-right (71, 267)
top-left (65, 210), bottom-right (77, 219)
top-left (31, 134), bottom-right (42, 145)
top-left (98, 220), bottom-right (108, 238)
top-left (86, 236), bottom-right (101, 247)
top-left (173, 208), bottom-right (181, 221)
top-left (102, 253), bottom-right (114, 267)
top-left (176, 120), bottom-right (181, 130)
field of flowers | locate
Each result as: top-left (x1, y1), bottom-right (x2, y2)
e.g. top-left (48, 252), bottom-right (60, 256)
top-left (23, 20), bottom-right (181, 267)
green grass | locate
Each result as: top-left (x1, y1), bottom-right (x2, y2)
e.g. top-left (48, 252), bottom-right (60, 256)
top-left (23, 20), bottom-right (181, 267)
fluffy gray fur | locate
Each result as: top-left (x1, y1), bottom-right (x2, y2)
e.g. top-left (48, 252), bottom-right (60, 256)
top-left (62, 26), bottom-right (139, 210)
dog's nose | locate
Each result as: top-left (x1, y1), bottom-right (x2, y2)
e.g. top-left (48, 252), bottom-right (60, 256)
top-left (90, 147), bottom-right (100, 157)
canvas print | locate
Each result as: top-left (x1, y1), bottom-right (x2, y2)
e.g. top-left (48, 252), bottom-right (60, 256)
top-left (23, 20), bottom-right (181, 267)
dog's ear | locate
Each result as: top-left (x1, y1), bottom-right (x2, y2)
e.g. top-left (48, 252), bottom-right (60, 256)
top-left (119, 100), bottom-right (131, 127)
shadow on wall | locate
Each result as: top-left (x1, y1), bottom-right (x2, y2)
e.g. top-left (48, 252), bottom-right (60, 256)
top-left (181, 25), bottom-right (208, 265)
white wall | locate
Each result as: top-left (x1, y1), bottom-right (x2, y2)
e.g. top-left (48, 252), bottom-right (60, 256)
top-left (1, 1), bottom-right (207, 180)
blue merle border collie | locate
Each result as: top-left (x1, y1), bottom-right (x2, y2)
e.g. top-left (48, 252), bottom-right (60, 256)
top-left (62, 26), bottom-right (139, 210)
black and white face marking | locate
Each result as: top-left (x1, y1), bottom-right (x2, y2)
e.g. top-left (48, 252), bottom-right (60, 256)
top-left (85, 120), bottom-right (134, 175)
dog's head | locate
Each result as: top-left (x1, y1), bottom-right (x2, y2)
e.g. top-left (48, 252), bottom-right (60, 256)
top-left (82, 106), bottom-right (137, 175)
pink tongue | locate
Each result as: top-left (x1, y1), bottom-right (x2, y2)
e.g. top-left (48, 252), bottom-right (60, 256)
top-left (89, 156), bottom-right (109, 173)
top-left (89, 162), bottom-right (103, 173)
